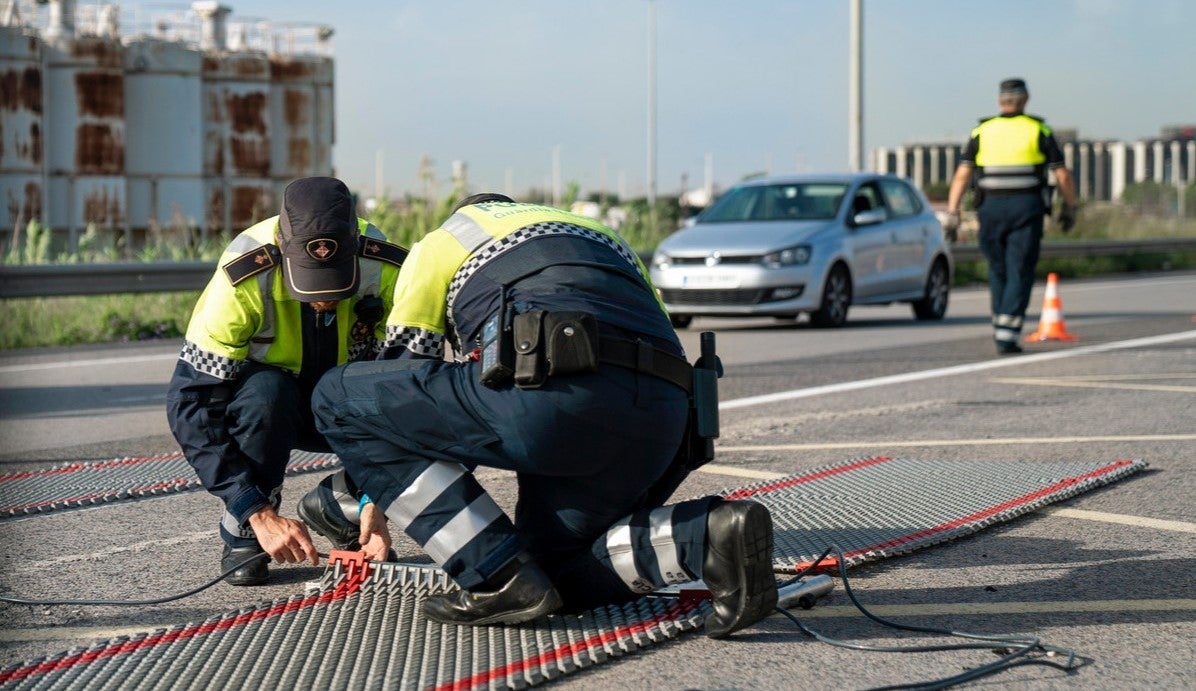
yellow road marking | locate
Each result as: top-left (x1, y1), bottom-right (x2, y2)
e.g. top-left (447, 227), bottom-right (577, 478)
top-left (698, 463), bottom-right (787, 479)
top-left (0, 625), bottom-right (164, 643)
top-left (789, 598), bottom-right (1196, 619)
top-left (715, 433), bottom-right (1196, 452)
top-left (1042, 507), bottom-right (1196, 534)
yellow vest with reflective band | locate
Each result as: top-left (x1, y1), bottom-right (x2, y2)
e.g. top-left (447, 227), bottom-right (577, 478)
top-left (971, 114), bottom-right (1050, 191)
top-left (384, 202), bottom-right (665, 357)
top-left (181, 216), bottom-right (400, 380)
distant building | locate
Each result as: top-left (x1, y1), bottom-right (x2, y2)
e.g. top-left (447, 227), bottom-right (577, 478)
top-left (873, 125), bottom-right (1196, 203)
top-left (0, 0), bottom-right (335, 250)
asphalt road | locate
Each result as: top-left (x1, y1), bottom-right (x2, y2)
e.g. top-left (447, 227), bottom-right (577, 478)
top-left (1, 272), bottom-right (1194, 689)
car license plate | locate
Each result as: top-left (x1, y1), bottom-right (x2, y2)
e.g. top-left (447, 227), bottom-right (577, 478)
top-left (680, 272), bottom-right (739, 289)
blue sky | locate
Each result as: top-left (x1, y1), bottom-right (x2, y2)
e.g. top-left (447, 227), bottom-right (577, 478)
top-left (225, 0), bottom-right (1194, 199)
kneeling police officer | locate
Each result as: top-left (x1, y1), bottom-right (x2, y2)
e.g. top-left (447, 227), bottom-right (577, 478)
top-left (166, 177), bottom-right (407, 584)
top-left (305, 194), bottom-right (778, 637)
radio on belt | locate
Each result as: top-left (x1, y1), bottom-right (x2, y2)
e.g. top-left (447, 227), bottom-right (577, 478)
top-left (479, 300), bottom-right (513, 388)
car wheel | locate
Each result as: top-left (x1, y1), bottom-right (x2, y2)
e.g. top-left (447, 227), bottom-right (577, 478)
top-left (810, 264), bottom-right (851, 328)
top-left (911, 259), bottom-right (949, 320)
top-left (670, 315), bottom-right (693, 329)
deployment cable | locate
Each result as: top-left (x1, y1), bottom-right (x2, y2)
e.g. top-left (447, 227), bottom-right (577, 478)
top-left (776, 545), bottom-right (1087, 690)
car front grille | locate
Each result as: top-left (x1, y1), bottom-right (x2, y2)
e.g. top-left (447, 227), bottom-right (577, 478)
top-left (668, 255), bottom-right (759, 266)
top-left (659, 288), bottom-right (773, 306)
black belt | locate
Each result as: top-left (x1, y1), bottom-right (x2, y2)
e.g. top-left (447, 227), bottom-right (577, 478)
top-left (598, 337), bottom-right (693, 394)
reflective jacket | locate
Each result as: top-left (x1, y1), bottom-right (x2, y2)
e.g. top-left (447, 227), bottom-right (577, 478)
top-left (380, 202), bottom-right (677, 361)
top-left (167, 216), bottom-right (405, 519)
top-left (962, 113), bottom-right (1065, 193)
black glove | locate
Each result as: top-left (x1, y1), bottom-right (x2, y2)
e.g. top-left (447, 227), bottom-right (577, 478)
top-left (1057, 205), bottom-right (1076, 233)
top-left (942, 211), bottom-right (960, 243)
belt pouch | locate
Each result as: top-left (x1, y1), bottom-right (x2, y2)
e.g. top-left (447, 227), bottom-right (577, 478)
top-left (513, 310), bottom-right (546, 388)
top-left (544, 311), bottom-right (599, 375)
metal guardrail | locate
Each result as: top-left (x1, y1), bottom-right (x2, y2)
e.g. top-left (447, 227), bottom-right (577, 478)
top-left (2, 239), bottom-right (1195, 298)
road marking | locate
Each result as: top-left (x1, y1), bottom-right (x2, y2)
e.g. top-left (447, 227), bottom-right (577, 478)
top-left (0, 626), bottom-right (163, 643)
top-left (3, 532), bottom-right (216, 574)
top-left (0, 353), bottom-right (177, 374)
top-left (720, 330), bottom-right (1196, 410)
top-left (789, 598), bottom-right (1196, 619)
top-left (993, 376), bottom-right (1196, 393)
top-left (716, 433), bottom-right (1196, 452)
top-left (1042, 507), bottom-right (1196, 534)
top-left (697, 464), bottom-right (787, 480)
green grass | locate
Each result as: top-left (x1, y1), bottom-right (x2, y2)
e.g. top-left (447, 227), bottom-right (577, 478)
top-left (0, 293), bottom-right (197, 350)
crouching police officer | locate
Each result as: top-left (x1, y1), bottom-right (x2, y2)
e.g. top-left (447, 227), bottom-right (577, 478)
top-left (166, 177), bottom-right (407, 585)
top-left (304, 194), bottom-right (778, 638)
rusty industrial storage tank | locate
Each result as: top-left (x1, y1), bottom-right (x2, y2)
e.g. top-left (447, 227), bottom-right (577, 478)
top-left (124, 36), bottom-right (204, 234)
top-left (1, 0), bottom-right (336, 249)
top-left (0, 22), bottom-right (43, 232)
top-left (269, 53), bottom-right (333, 189)
top-left (203, 45), bottom-right (274, 233)
top-left (41, 6), bottom-right (126, 246)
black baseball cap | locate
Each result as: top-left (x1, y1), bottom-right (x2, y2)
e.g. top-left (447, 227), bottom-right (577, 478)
top-left (278, 177), bottom-right (359, 302)
top-left (999, 78), bottom-right (1028, 96)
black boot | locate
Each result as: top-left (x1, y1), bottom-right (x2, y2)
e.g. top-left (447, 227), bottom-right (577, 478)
top-left (701, 500), bottom-right (778, 639)
top-left (298, 482), bottom-right (361, 551)
top-left (423, 558), bottom-right (563, 626)
top-left (221, 544), bottom-right (269, 586)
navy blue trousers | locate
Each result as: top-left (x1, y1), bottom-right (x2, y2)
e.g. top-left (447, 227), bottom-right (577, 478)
top-left (978, 193), bottom-right (1045, 346)
top-left (312, 358), bottom-right (707, 609)
top-left (204, 362), bottom-right (331, 547)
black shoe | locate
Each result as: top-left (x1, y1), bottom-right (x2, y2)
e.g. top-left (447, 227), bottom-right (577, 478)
top-left (298, 484), bottom-right (360, 551)
top-left (221, 544), bottom-right (269, 586)
top-left (701, 500), bottom-right (778, 639)
top-left (423, 558), bottom-right (563, 626)
top-left (996, 342), bottom-right (1024, 355)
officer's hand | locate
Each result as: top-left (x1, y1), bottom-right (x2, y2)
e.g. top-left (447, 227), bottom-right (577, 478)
top-left (1058, 205), bottom-right (1076, 233)
top-left (942, 211), bottom-right (960, 243)
top-left (247, 506), bottom-right (320, 565)
top-left (358, 502), bottom-right (393, 562)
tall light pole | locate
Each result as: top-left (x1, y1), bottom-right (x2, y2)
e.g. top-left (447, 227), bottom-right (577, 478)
top-left (647, 0), bottom-right (657, 208)
top-left (848, 0), bottom-right (864, 172)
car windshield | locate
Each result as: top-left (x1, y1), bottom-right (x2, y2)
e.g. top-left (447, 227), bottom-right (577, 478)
top-left (700, 183), bottom-right (849, 223)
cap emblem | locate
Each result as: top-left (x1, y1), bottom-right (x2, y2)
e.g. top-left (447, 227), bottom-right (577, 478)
top-left (306, 239), bottom-right (338, 261)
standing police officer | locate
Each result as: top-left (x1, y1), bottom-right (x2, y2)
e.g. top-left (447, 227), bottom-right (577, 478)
top-left (306, 194), bottom-right (777, 637)
top-left (945, 78), bottom-right (1077, 355)
top-left (166, 177), bottom-right (406, 585)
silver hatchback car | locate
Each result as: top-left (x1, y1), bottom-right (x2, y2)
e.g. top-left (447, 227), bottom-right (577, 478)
top-left (650, 173), bottom-right (953, 328)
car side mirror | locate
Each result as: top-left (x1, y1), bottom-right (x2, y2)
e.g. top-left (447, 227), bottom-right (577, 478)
top-left (852, 209), bottom-right (887, 226)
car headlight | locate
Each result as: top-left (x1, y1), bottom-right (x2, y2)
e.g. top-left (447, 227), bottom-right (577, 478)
top-left (652, 250), bottom-right (671, 269)
top-left (762, 245), bottom-right (811, 269)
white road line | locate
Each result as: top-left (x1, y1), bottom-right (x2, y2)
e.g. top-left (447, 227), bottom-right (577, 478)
top-left (992, 378), bottom-right (1196, 393)
top-left (0, 353), bottom-right (177, 374)
top-left (3, 532), bottom-right (216, 574)
top-left (1042, 507), bottom-right (1196, 534)
top-left (790, 598), bottom-right (1196, 619)
top-left (717, 433), bottom-right (1196, 452)
top-left (721, 330), bottom-right (1196, 410)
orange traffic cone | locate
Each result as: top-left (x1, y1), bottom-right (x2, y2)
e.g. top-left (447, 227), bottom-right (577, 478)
top-left (1025, 273), bottom-right (1078, 342)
